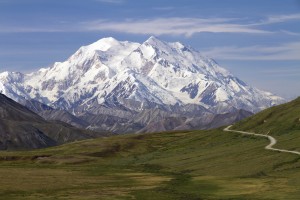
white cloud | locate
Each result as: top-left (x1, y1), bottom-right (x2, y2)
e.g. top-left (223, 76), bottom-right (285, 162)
top-left (203, 42), bottom-right (300, 61)
top-left (79, 13), bottom-right (299, 37)
top-left (1, 14), bottom-right (299, 36)
top-left (82, 17), bottom-right (271, 37)
top-left (249, 13), bottom-right (300, 26)
top-left (265, 13), bottom-right (300, 24)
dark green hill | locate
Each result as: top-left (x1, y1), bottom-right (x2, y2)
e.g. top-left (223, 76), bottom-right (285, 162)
top-left (0, 94), bottom-right (109, 150)
top-left (232, 97), bottom-right (300, 134)
top-left (0, 122), bottom-right (300, 199)
top-left (232, 97), bottom-right (300, 151)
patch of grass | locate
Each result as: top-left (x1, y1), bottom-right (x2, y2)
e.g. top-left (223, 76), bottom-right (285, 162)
top-left (0, 127), bottom-right (299, 199)
top-left (232, 97), bottom-right (300, 151)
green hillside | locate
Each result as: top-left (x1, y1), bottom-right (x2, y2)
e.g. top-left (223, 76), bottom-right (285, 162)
top-left (0, 125), bottom-right (300, 199)
top-left (0, 98), bottom-right (299, 199)
top-left (232, 97), bottom-right (300, 151)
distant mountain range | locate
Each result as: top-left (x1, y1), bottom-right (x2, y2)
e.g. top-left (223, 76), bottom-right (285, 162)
top-left (0, 36), bottom-right (284, 133)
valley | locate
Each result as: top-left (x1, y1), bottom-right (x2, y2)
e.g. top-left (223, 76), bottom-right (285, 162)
top-left (1, 0), bottom-right (299, 199)
top-left (0, 37), bottom-right (298, 199)
top-left (0, 128), bottom-right (299, 199)
top-left (0, 97), bottom-right (299, 199)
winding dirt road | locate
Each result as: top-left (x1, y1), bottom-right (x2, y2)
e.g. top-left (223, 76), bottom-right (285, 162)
top-left (224, 125), bottom-right (300, 156)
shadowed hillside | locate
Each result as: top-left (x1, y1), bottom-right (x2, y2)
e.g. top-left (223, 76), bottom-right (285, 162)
top-left (0, 94), bottom-right (109, 150)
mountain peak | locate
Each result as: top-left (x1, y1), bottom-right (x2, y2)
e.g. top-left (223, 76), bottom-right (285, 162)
top-left (88, 37), bottom-right (120, 52)
top-left (0, 36), bottom-right (284, 116)
top-left (0, 71), bottom-right (10, 78)
top-left (144, 35), bottom-right (164, 46)
top-left (147, 35), bottom-right (159, 40)
top-left (97, 36), bottom-right (118, 43)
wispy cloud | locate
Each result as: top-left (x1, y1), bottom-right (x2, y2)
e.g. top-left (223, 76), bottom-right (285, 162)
top-left (82, 17), bottom-right (271, 37)
top-left (1, 13), bottom-right (299, 36)
top-left (80, 13), bottom-right (300, 36)
top-left (203, 42), bottom-right (300, 61)
top-left (265, 13), bottom-right (300, 24)
top-left (249, 13), bottom-right (300, 26)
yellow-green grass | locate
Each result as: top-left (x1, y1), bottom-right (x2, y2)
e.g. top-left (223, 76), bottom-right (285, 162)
top-left (0, 127), bottom-right (299, 199)
top-left (233, 97), bottom-right (300, 151)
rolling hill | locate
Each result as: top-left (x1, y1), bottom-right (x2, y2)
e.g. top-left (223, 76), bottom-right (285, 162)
top-left (232, 96), bottom-right (300, 151)
top-left (0, 97), bottom-right (299, 199)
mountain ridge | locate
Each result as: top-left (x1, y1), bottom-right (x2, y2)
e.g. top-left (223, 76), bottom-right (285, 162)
top-left (0, 36), bottom-right (284, 133)
top-left (0, 36), bottom-right (283, 113)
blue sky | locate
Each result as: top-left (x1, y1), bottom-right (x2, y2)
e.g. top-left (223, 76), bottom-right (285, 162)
top-left (0, 0), bottom-right (299, 99)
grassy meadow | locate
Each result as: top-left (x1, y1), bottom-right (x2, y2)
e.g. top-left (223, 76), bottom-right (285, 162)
top-left (0, 126), bottom-right (299, 199)
top-left (233, 97), bottom-right (300, 152)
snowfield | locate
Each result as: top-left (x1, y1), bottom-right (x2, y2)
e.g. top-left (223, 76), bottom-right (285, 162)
top-left (0, 36), bottom-right (284, 115)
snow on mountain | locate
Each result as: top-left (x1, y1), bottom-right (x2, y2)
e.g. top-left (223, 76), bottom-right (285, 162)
top-left (0, 36), bottom-right (284, 116)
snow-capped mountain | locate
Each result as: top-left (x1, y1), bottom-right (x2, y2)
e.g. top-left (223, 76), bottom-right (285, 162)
top-left (0, 36), bottom-right (283, 118)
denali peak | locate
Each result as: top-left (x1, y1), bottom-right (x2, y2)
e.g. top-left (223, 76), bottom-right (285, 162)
top-left (0, 36), bottom-right (284, 116)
